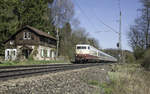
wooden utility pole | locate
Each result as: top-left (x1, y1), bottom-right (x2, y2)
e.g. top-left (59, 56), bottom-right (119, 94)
top-left (56, 27), bottom-right (59, 57)
top-left (55, 15), bottom-right (59, 57)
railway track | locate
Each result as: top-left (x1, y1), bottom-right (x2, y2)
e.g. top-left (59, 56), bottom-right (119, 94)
top-left (0, 63), bottom-right (107, 81)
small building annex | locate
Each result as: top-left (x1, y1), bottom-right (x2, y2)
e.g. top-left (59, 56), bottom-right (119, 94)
top-left (4, 25), bottom-right (57, 61)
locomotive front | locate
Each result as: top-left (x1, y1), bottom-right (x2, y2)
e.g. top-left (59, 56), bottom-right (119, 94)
top-left (75, 45), bottom-right (89, 63)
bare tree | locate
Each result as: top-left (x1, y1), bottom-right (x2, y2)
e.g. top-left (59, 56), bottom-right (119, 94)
top-left (87, 38), bottom-right (100, 49)
top-left (50, 0), bottom-right (74, 27)
top-left (128, 0), bottom-right (150, 59)
top-left (49, 0), bottom-right (74, 57)
top-left (128, 1), bottom-right (150, 51)
top-left (141, 0), bottom-right (150, 48)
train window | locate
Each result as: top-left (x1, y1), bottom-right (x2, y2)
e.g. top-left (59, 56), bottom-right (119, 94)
top-left (88, 46), bottom-right (90, 49)
top-left (101, 53), bottom-right (105, 56)
top-left (82, 46), bottom-right (86, 49)
top-left (77, 46), bottom-right (86, 49)
top-left (77, 46), bottom-right (82, 49)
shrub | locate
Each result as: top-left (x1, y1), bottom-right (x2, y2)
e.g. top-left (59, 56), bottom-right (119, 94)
top-left (133, 48), bottom-right (145, 60)
top-left (125, 52), bottom-right (135, 63)
top-left (141, 49), bottom-right (150, 70)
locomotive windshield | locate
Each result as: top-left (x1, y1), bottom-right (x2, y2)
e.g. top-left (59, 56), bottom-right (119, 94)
top-left (77, 46), bottom-right (86, 49)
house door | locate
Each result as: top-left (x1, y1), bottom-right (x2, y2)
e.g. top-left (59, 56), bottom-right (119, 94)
top-left (22, 49), bottom-right (32, 59)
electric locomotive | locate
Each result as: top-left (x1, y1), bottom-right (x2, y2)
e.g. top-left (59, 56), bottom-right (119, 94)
top-left (75, 44), bottom-right (117, 63)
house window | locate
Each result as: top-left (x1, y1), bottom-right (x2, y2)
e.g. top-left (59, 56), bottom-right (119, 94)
top-left (24, 32), bottom-right (31, 40)
top-left (5, 49), bottom-right (17, 60)
top-left (7, 50), bottom-right (10, 56)
top-left (41, 49), bottom-right (44, 57)
top-left (13, 51), bottom-right (16, 56)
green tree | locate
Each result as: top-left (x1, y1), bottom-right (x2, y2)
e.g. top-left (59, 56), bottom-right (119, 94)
top-left (14, 0), bottom-right (54, 35)
top-left (59, 23), bottom-right (73, 60)
top-left (0, 0), bottom-right (18, 55)
top-left (87, 38), bottom-right (100, 49)
top-left (0, 0), bottom-right (54, 55)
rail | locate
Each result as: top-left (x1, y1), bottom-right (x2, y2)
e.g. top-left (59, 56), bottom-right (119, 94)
top-left (0, 63), bottom-right (109, 81)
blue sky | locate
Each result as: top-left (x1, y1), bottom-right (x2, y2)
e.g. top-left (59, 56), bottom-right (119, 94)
top-left (72, 0), bottom-right (142, 50)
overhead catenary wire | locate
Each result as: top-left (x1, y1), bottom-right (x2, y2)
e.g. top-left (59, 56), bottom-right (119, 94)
top-left (75, 0), bottom-right (119, 34)
top-left (92, 9), bottom-right (119, 34)
top-left (74, 0), bottom-right (101, 32)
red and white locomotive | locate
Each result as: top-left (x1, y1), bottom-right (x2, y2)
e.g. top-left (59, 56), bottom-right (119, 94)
top-left (75, 44), bottom-right (117, 63)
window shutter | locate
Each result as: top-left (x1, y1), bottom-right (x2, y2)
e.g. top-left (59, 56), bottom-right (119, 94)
top-left (41, 49), bottom-right (44, 57)
top-left (47, 49), bottom-right (50, 57)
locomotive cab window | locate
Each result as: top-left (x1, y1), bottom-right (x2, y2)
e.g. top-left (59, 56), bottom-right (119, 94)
top-left (77, 46), bottom-right (86, 49)
top-left (82, 46), bottom-right (86, 49)
top-left (77, 46), bottom-right (82, 49)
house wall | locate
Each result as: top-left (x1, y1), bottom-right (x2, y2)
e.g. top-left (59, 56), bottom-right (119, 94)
top-left (17, 45), bottom-right (56, 61)
top-left (15, 29), bottom-right (40, 45)
top-left (5, 45), bottom-right (56, 61)
top-left (4, 26), bottom-right (57, 61)
top-left (35, 45), bottom-right (56, 60)
top-left (5, 29), bottom-right (40, 48)
top-left (5, 28), bottom-right (56, 48)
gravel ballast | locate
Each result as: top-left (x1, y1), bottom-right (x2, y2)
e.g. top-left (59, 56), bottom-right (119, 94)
top-left (0, 64), bottom-right (113, 94)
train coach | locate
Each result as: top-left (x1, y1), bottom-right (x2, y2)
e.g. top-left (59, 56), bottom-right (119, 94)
top-left (75, 44), bottom-right (117, 63)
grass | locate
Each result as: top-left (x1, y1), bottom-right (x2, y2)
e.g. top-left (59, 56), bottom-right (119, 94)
top-left (84, 64), bottom-right (150, 94)
top-left (88, 80), bottom-right (99, 86)
top-left (101, 64), bottom-right (150, 94)
top-left (0, 60), bottom-right (70, 66)
top-left (100, 83), bottom-right (113, 94)
top-left (87, 79), bottom-right (114, 94)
